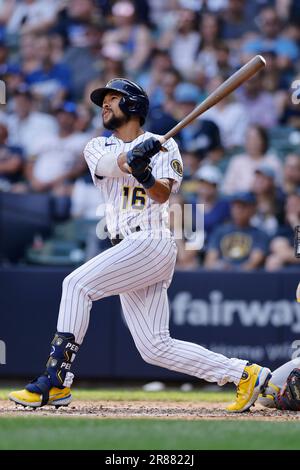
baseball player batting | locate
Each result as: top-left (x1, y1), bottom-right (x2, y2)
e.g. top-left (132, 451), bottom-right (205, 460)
top-left (9, 78), bottom-right (272, 413)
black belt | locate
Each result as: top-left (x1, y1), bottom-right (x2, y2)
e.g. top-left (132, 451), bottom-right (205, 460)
top-left (110, 226), bottom-right (141, 246)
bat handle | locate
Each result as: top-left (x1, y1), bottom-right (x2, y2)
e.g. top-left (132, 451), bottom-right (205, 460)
top-left (158, 136), bottom-right (167, 145)
top-left (157, 136), bottom-right (168, 152)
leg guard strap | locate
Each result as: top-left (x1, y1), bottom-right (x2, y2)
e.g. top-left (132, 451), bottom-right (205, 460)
top-left (26, 375), bottom-right (52, 406)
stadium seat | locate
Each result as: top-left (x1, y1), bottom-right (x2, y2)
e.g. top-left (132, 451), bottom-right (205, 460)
top-left (25, 239), bottom-right (85, 266)
top-left (0, 192), bottom-right (52, 263)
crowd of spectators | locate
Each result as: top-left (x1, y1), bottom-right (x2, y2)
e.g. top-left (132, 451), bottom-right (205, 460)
top-left (0, 0), bottom-right (300, 272)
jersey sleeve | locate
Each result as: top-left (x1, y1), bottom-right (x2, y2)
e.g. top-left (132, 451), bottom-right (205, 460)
top-left (151, 138), bottom-right (183, 193)
top-left (84, 138), bottom-right (106, 187)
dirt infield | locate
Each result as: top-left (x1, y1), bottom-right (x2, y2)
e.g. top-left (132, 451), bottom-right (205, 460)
top-left (1, 399), bottom-right (299, 421)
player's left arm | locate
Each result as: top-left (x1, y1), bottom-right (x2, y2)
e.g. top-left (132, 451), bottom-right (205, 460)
top-left (144, 178), bottom-right (174, 204)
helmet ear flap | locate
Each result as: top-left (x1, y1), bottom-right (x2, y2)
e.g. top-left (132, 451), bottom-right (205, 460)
top-left (120, 95), bottom-right (138, 114)
top-left (118, 92), bottom-right (148, 125)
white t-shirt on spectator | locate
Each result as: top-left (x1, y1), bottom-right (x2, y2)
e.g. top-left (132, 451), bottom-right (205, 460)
top-left (170, 33), bottom-right (200, 79)
top-left (204, 102), bottom-right (249, 148)
top-left (7, 111), bottom-right (58, 157)
top-left (31, 132), bottom-right (87, 183)
top-left (222, 152), bottom-right (283, 195)
top-left (6, 0), bottom-right (58, 34)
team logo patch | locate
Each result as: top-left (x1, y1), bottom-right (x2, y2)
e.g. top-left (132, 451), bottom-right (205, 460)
top-left (171, 159), bottom-right (183, 177)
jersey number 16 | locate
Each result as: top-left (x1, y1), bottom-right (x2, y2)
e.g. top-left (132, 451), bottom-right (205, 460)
top-left (122, 186), bottom-right (147, 210)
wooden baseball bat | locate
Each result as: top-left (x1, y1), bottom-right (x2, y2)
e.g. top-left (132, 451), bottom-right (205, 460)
top-left (159, 55), bottom-right (266, 145)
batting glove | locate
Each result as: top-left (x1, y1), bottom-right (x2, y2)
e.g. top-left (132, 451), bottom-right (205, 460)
top-left (127, 138), bottom-right (161, 188)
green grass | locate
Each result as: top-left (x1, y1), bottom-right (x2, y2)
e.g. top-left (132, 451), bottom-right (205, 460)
top-left (1, 388), bottom-right (299, 450)
top-left (0, 418), bottom-right (299, 450)
top-left (0, 387), bottom-right (235, 402)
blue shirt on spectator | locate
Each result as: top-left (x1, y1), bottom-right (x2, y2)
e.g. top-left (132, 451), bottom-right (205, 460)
top-left (243, 37), bottom-right (299, 61)
top-left (191, 198), bottom-right (231, 241)
top-left (26, 63), bottom-right (72, 98)
top-left (208, 223), bottom-right (269, 265)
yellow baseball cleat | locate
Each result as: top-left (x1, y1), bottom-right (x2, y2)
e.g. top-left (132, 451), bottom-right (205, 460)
top-left (227, 364), bottom-right (272, 413)
top-left (9, 387), bottom-right (72, 408)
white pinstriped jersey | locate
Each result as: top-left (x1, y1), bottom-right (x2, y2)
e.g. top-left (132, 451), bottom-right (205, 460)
top-left (58, 134), bottom-right (248, 388)
top-left (84, 131), bottom-right (183, 238)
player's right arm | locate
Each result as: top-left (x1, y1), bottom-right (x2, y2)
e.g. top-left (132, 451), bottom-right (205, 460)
top-left (84, 138), bottom-right (129, 185)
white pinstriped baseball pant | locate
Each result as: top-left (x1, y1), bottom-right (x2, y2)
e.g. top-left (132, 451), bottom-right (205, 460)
top-left (57, 230), bottom-right (246, 385)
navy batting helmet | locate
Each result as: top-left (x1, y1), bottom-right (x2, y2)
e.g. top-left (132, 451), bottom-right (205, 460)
top-left (90, 78), bottom-right (149, 125)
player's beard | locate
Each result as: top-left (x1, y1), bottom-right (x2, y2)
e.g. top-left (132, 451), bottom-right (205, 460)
top-left (103, 112), bottom-right (130, 130)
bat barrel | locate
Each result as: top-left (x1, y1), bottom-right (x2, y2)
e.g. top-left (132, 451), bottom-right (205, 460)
top-left (162, 55), bottom-right (266, 143)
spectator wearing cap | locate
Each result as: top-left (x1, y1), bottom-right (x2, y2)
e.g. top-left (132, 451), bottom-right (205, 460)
top-left (265, 191), bottom-right (300, 271)
top-left (24, 102), bottom-right (87, 201)
top-left (7, 85), bottom-right (58, 157)
top-left (205, 191), bottom-right (269, 271)
top-left (102, 1), bottom-right (151, 75)
top-left (25, 35), bottom-right (72, 110)
top-left (174, 83), bottom-right (223, 162)
top-left (222, 124), bottom-right (282, 194)
top-left (282, 153), bottom-right (300, 195)
top-left (204, 74), bottom-right (249, 149)
top-left (251, 165), bottom-right (285, 237)
top-left (0, 122), bottom-right (23, 190)
top-left (191, 165), bottom-right (230, 244)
